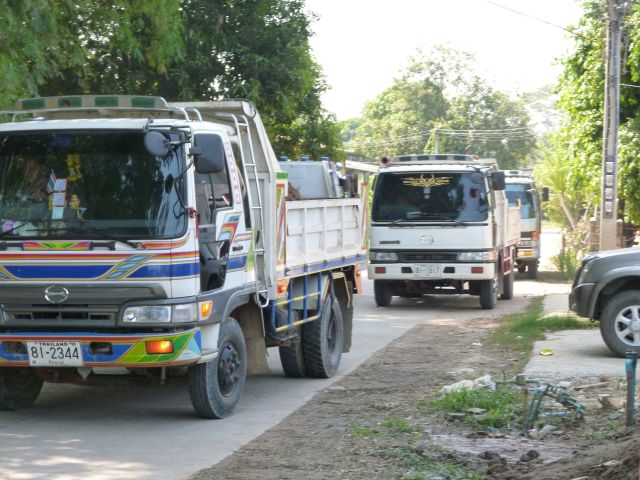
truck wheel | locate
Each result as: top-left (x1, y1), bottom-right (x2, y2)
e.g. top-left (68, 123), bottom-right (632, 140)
top-left (479, 277), bottom-right (497, 310)
top-left (279, 326), bottom-right (306, 378)
top-left (517, 264), bottom-right (526, 273)
top-left (0, 368), bottom-right (43, 410)
top-left (188, 317), bottom-right (247, 419)
top-left (527, 261), bottom-right (538, 280)
top-left (600, 290), bottom-right (640, 357)
top-left (500, 267), bottom-right (514, 300)
top-left (303, 295), bottom-right (344, 378)
top-left (374, 280), bottom-right (392, 307)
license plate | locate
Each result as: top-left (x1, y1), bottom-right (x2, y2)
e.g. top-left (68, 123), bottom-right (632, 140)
top-left (27, 341), bottom-right (83, 367)
top-left (414, 265), bottom-right (440, 278)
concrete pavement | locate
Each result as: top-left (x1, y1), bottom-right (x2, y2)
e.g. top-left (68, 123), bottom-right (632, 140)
top-left (523, 292), bottom-right (627, 380)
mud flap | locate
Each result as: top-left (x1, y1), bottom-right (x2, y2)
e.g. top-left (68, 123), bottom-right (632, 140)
top-left (332, 273), bottom-right (353, 353)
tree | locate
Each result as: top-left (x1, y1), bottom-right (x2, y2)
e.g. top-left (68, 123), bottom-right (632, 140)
top-left (345, 47), bottom-right (536, 167)
top-left (551, 0), bottom-right (640, 224)
top-left (1, 1), bottom-right (342, 160)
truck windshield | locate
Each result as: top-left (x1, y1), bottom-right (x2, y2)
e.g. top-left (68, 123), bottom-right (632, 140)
top-left (371, 172), bottom-right (489, 222)
top-left (505, 183), bottom-right (535, 219)
top-left (0, 130), bottom-right (187, 240)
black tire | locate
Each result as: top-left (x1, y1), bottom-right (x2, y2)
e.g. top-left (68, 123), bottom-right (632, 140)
top-left (188, 317), bottom-right (247, 419)
top-left (517, 264), bottom-right (526, 274)
top-left (374, 280), bottom-right (392, 307)
top-left (0, 368), bottom-right (43, 410)
top-left (527, 261), bottom-right (538, 280)
top-left (500, 267), bottom-right (514, 300)
top-left (303, 295), bottom-right (344, 378)
top-left (599, 290), bottom-right (640, 357)
top-left (479, 276), bottom-right (497, 310)
top-left (279, 326), bottom-right (306, 378)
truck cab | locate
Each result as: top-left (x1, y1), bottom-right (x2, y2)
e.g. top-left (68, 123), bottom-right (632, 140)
top-left (504, 170), bottom-right (542, 279)
top-left (368, 154), bottom-right (519, 310)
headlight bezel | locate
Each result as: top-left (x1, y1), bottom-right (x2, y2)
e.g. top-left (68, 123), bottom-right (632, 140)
top-left (457, 250), bottom-right (497, 262)
top-left (121, 303), bottom-right (198, 324)
top-left (370, 251), bottom-right (399, 262)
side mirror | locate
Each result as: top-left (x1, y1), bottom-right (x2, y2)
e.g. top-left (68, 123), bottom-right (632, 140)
top-left (541, 187), bottom-right (550, 202)
top-left (144, 131), bottom-right (170, 158)
top-left (191, 134), bottom-right (226, 174)
top-left (491, 171), bottom-right (506, 191)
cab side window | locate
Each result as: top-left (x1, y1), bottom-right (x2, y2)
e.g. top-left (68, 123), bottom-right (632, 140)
top-left (194, 162), bottom-right (232, 225)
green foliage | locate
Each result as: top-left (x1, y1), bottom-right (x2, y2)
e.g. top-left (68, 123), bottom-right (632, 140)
top-left (551, 250), bottom-right (580, 279)
top-left (552, 0), bottom-right (640, 223)
top-left (424, 387), bottom-right (522, 430)
top-left (345, 46), bottom-right (536, 167)
top-left (0, 1), bottom-right (342, 160)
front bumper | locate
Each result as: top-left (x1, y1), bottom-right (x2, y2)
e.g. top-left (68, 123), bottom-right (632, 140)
top-left (569, 283), bottom-right (596, 318)
top-left (516, 247), bottom-right (540, 261)
top-left (368, 262), bottom-right (496, 281)
top-left (0, 328), bottom-right (202, 368)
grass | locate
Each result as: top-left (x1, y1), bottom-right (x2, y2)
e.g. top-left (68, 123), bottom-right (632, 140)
top-left (380, 446), bottom-right (485, 480)
top-left (351, 417), bottom-right (418, 438)
top-left (351, 425), bottom-right (379, 437)
top-left (488, 297), bottom-right (596, 370)
top-left (421, 387), bottom-right (523, 430)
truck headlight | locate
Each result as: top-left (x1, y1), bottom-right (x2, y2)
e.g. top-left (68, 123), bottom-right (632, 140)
top-left (123, 306), bottom-right (171, 323)
top-left (370, 251), bottom-right (398, 262)
top-left (122, 304), bottom-right (198, 324)
top-left (172, 303), bottom-right (198, 323)
top-left (458, 251), bottom-right (496, 262)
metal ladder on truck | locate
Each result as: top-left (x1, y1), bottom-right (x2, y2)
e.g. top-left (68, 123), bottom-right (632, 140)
top-left (171, 100), bottom-right (273, 307)
top-left (223, 112), bottom-right (269, 306)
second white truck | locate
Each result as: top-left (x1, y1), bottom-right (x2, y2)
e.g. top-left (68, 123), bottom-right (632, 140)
top-left (368, 154), bottom-right (519, 309)
top-left (504, 170), bottom-right (543, 279)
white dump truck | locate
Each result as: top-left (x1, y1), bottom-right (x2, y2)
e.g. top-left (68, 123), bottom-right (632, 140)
top-left (0, 95), bottom-right (367, 418)
top-left (504, 170), bottom-right (543, 279)
top-left (368, 154), bottom-right (519, 309)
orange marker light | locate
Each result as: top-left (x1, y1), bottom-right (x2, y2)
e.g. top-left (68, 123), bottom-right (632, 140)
top-left (276, 279), bottom-right (290, 297)
top-left (471, 267), bottom-right (484, 274)
top-left (374, 267), bottom-right (386, 274)
top-left (146, 340), bottom-right (174, 355)
top-left (199, 301), bottom-right (213, 320)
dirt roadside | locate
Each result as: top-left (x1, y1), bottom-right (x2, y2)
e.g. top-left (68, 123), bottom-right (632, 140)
top-left (190, 288), bottom-right (639, 480)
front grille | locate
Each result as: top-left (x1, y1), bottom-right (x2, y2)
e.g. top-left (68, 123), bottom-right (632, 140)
top-left (398, 252), bottom-right (458, 263)
top-left (3, 305), bottom-right (117, 326)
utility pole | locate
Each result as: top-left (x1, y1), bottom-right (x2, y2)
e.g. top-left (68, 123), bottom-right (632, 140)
top-left (600, 0), bottom-right (630, 250)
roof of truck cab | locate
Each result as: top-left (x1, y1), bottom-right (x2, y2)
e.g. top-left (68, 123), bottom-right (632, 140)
top-left (378, 163), bottom-right (494, 173)
top-left (0, 118), bottom-right (233, 133)
top-left (505, 176), bottom-right (536, 185)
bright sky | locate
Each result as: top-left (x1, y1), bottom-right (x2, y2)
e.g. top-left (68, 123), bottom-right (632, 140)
top-left (305, 0), bottom-right (583, 120)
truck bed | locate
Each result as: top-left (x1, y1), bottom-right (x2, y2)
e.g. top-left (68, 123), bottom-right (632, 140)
top-left (285, 198), bottom-right (365, 275)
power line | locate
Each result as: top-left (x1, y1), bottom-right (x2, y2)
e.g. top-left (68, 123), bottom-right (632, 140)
top-left (485, 0), bottom-right (586, 39)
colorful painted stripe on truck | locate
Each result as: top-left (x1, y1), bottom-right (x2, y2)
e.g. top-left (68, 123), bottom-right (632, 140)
top-left (0, 251), bottom-right (199, 281)
top-left (0, 329), bottom-right (201, 367)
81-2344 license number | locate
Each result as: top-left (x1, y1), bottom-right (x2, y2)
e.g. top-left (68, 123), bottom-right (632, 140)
top-left (26, 341), bottom-right (83, 367)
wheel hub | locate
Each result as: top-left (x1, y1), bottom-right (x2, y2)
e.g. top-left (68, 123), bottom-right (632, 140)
top-left (616, 304), bottom-right (640, 346)
top-left (217, 343), bottom-right (241, 396)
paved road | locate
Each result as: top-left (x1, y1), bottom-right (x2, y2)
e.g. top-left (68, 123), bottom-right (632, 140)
top-left (0, 273), bottom-right (539, 480)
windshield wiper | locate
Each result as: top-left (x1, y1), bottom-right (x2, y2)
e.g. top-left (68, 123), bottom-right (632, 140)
top-left (29, 224), bottom-right (144, 250)
top-left (404, 212), bottom-right (468, 226)
top-left (0, 219), bottom-right (58, 239)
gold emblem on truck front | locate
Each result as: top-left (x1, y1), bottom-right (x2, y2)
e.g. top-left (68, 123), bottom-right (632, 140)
top-left (402, 174), bottom-right (451, 188)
